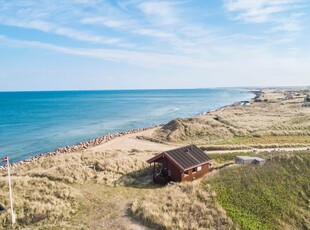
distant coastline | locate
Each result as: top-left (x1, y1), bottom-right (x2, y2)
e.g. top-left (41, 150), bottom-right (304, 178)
top-left (0, 88), bottom-right (251, 163)
top-left (0, 89), bottom-right (256, 171)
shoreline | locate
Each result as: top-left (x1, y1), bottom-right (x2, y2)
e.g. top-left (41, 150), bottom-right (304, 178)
top-left (0, 125), bottom-right (162, 171)
top-left (0, 90), bottom-right (257, 172)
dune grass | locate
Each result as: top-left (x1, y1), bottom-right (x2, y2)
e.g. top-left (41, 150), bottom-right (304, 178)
top-left (0, 175), bottom-right (78, 228)
top-left (0, 149), bottom-right (154, 229)
top-left (131, 182), bottom-right (235, 230)
top-left (1, 146), bottom-right (309, 229)
top-left (154, 92), bottom-right (310, 148)
top-left (208, 151), bottom-right (256, 165)
top-left (131, 151), bottom-right (310, 230)
top-left (217, 135), bottom-right (310, 146)
top-left (208, 151), bottom-right (310, 230)
top-left (1, 90), bottom-right (309, 229)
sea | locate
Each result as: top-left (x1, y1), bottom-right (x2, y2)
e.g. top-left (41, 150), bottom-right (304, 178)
top-left (0, 88), bottom-right (252, 163)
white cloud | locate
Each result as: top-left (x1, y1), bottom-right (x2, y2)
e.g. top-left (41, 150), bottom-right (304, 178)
top-left (224, 0), bottom-right (306, 31)
top-left (0, 1), bottom-right (130, 46)
top-left (55, 27), bottom-right (122, 44)
top-left (0, 0), bottom-right (309, 89)
top-left (0, 18), bottom-right (126, 45)
top-left (0, 35), bottom-right (207, 68)
top-left (138, 1), bottom-right (180, 25)
top-left (133, 28), bottom-right (175, 39)
top-left (81, 17), bottom-right (130, 28)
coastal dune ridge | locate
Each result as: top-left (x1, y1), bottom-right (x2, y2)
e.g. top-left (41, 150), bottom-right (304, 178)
top-left (1, 88), bottom-right (310, 229)
top-left (1, 1), bottom-right (310, 228)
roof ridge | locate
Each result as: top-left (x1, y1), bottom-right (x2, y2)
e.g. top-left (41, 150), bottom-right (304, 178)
top-left (147, 145), bottom-right (212, 172)
top-left (165, 144), bottom-right (194, 153)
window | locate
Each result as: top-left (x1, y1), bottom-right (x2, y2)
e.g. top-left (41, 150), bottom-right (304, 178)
top-left (184, 171), bottom-right (189, 177)
top-left (192, 168), bottom-right (197, 173)
top-left (197, 166), bottom-right (202, 171)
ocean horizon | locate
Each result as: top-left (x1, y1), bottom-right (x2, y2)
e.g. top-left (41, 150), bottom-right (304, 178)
top-left (0, 88), bottom-right (252, 162)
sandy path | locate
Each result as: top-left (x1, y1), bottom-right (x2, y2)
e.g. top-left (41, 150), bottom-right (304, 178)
top-left (88, 127), bottom-right (309, 155)
top-left (70, 184), bottom-right (150, 230)
top-left (90, 127), bottom-right (180, 152)
top-left (206, 147), bottom-right (310, 154)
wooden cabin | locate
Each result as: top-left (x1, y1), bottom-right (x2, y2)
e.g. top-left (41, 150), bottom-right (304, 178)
top-left (147, 145), bottom-right (212, 184)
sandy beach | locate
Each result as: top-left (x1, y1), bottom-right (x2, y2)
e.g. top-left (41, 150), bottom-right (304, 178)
top-left (1, 88), bottom-right (310, 171)
top-left (1, 87), bottom-right (310, 229)
top-left (2, 0), bottom-right (310, 228)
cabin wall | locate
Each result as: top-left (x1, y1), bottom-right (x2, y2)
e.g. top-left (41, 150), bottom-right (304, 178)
top-left (152, 158), bottom-right (211, 183)
top-left (156, 157), bottom-right (182, 182)
top-left (181, 163), bottom-right (210, 182)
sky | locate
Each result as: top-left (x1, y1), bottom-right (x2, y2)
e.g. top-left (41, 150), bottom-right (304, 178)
top-left (0, 0), bottom-right (309, 91)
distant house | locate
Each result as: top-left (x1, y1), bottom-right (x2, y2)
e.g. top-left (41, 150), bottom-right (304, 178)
top-left (302, 102), bottom-right (310, 107)
top-left (239, 101), bottom-right (251, 106)
top-left (147, 145), bottom-right (212, 184)
top-left (303, 95), bottom-right (310, 107)
top-left (235, 156), bottom-right (266, 165)
top-left (0, 203), bottom-right (6, 214)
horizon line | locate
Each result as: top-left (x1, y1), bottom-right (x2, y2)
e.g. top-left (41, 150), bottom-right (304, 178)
top-left (1, 85), bottom-right (309, 93)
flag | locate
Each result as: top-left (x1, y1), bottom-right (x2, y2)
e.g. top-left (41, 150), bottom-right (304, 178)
top-left (1, 156), bottom-right (8, 162)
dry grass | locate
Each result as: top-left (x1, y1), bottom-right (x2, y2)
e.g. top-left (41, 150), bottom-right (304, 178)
top-left (154, 91), bottom-right (310, 148)
top-left (131, 151), bottom-right (310, 230)
top-left (68, 184), bottom-right (153, 230)
top-left (154, 117), bottom-right (235, 143)
top-left (0, 175), bottom-right (77, 228)
top-left (219, 135), bottom-right (310, 145)
top-left (1, 89), bottom-right (309, 229)
top-left (0, 149), bottom-right (155, 229)
top-left (131, 182), bottom-right (235, 230)
top-left (18, 149), bottom-right (153, 186)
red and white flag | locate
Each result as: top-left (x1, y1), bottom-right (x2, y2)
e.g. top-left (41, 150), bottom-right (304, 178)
top-left (1, 156), bottom-right (8, 162)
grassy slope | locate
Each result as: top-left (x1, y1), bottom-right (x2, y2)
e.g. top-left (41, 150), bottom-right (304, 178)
top-left (153, 92), bottom-right (310, 149)
top-left (131, 182), bottom-right (235, 230)
top-left (1, 90), bottom-right (309, 229)
top-left (224, 135), bottom-right (310, 146)
top-left (208, 151), bottom-right (256, 165)
top-left (0, 175), bottom-right (77, 228)
top-left (208, 151), bottom-right (310, 230)
top-left (131, 151), bottom-right (310, 230)
top-left (69, 184), bottom-right (153, 230)
top-left (0, 149), bottom-right (154, 229)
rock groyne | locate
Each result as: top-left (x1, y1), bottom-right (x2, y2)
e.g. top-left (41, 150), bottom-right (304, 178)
top-left (0, 125), bottom-right (162, 172)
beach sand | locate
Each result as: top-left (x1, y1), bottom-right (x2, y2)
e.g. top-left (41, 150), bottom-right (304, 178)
top-left (1, 87), bottom-right (310, 229)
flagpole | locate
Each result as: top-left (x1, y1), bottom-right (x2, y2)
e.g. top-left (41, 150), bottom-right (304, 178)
top-left (7, 157), bottom-right (16, 224)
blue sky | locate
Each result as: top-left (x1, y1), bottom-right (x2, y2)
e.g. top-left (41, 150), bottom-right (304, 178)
top-left (0, 0), bottom-right (309, 91)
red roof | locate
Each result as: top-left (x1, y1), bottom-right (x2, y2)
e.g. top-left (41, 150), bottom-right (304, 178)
top-left (147, 145), bottom-right (212, 171)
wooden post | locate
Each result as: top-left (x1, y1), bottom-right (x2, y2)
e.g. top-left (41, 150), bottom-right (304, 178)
top-left (6, 157), bottom-right (16, 224)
